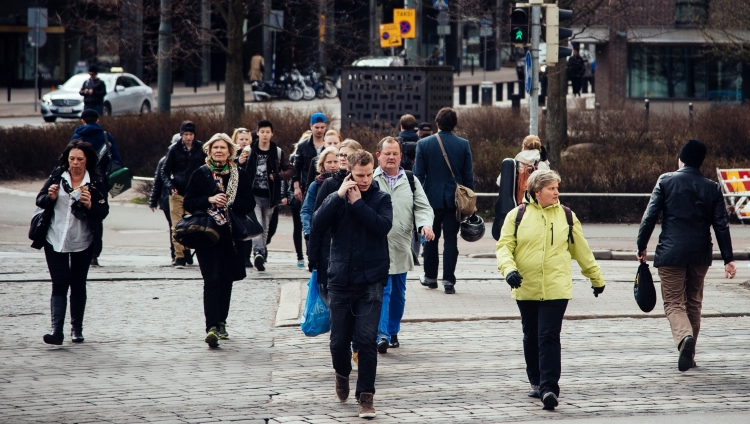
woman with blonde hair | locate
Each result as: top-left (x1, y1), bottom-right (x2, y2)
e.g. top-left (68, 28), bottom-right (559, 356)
top-left (301, 146), bottom-right (340, 239)
top-left (496, 169), bottom-right (604, 410)
top-left (231, 128), bottom-right (253, 165)
top-left (184, 133), bottom-right (255, 347)
top-left (496, 135), bottom-right (551, 187)
top-left (305, 129), bottom-right (345, 187)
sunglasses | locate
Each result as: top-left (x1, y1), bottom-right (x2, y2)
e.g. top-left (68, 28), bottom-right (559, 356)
top-left (236, 128), bottom-right (249, 133)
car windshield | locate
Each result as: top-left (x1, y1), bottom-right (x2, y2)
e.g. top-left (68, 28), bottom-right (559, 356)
top-left (60, 73), bottom-right (91, 90)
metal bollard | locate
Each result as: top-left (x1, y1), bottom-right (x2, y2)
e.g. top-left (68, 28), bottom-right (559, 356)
top-left (496, 83), bottom-right (503, 101)
top-left (194, 72), bottom-right (199, 93)
top-left (216, 77), bottom-right (220, 91)
top-left (471, 84), bottom-right (479, 104)
top-left (459, 86), bottom-right (466, 105)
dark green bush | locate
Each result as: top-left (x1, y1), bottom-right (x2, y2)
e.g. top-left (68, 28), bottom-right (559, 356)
top-left (2, 104), bottom-right (749, 222)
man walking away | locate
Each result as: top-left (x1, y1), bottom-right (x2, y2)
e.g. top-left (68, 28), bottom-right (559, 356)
top-left (396, 114), bottom-right (419, 171)
top-left (373, 137), bottom-right (434, 353)
top-left (70, 109), bottom-right (122, 267)
top-left (161, 121), bottom-right (205, 268)
top-left (249, 52), bottom-right (265, 82)
top-left (413, 107), bottom-right (474, 294)
top-left (417, 122), bottom-right (433, 139)
top-left (312, 150), bottom-right (392, 418)
top-left (567, 47), bottom-right (586, 97)
top-left (79, 65), bottom-right (107, 115)
top-left (244, 120), bottom-right (294, 271)
top-left (637, 139), bottom-right (736, 372)
top-left (293, 113), bottom-right (327, 203)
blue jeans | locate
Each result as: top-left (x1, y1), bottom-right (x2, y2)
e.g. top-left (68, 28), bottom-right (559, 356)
top-left (329, 283), bottom-right (384, 397)
top-left (377, 273), bottom-right (408, 342)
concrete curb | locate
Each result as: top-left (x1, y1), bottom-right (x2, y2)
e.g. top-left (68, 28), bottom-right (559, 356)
top-left (274, 282), bottom-right (302, 328)
top-left (469, 250), bottom-right (749, 261)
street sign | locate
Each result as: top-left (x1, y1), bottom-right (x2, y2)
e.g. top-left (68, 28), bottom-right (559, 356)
top-left (433, 0), bottom-right (449, 10)
top-left (525, 51), bottom-right (532, 94)
top-left (379, 23), bottom-right (402, 48)
top-left (269, 10), bottom-right (283, 32)
top-left (480, 18), bottom-right (492, 37)
top-left (394, 9), bottom-right (416, 39)
top-left (28, 28), bottom-right (47, 48)
top-left (437, 11), bottom-right (450, 26)
top-left (28, 8), bottom-right (48, 28)
top-left (437, 25), bottom-right (451, 35)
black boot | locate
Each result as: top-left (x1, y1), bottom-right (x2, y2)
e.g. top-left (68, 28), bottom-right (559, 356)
top-left (70, 295), bottom-right (86, 343)
top-left (43, 296), bottom-right (66, 345)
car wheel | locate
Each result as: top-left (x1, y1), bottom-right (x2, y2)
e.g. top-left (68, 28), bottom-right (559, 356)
top-left (287, 87), bottom-right (303, 102)
top-left (43, 116), bottom-right (57, 123)
top-left (102, 103), bottom-right (111, 116)
top-left (140, 101), bottom-right (151, 114)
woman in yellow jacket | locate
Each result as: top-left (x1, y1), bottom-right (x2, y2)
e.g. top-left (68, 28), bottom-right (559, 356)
top-left (496, 169), bottom-right (605, 411)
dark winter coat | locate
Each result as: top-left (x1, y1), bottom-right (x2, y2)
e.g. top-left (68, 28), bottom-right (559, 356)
top-left (149, 156), bottom-right (169, 211)
top-left (33, 167), bottom-right (110, 256)
top-left (184, 165), bottom-right (255, 283)
top-left (79, 77), bottom-right (107, 106)
top-left (397, 129), bottom-right (420, 170)
top-left (292, 136), bottom-right (320, 191)
top-left (161, 139), bottom-right (205, 196)
top-left (311, 180), bottom-right (393, 290)
top-left (413, 131), bottom-right (475, 209)
top-left (243, 141), bottom-right (294, 206)
top-left (71, 123), bottom-right (122, 176)
top-left (637, 166), bottom-right (733, 267)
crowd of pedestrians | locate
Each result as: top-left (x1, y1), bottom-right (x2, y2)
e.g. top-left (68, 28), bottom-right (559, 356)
top-left (31, 106), bottom-right (739, 419)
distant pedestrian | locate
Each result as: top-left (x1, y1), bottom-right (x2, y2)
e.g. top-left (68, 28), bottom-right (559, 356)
top-left (149, 134), bottom-right (180, 262)
top-left (35, 141), bottom-right (110, 345)
top-left (396, 114), bottom-right (419, 171)
top-left (637, 139), bottom-right (736, 372)
top-left (373, 136), bottom-right (434, 353)
top-left (417, 122), bottom-right (433, 139)
top-left (568, 47), bottom-right (586, 97)
top-left (496, 169), bottom-right (605, 411)
top-left (161, 121), bottom-right (204, 268)
top-left (413, 107), bottom-right (474, 294)
top-left (293, 113), bottom-right (327, 203)
top-left (79, 65), bottom-right (107, 115)
top-left (242, 120), bottom-right (294, 271)
top-left (249, 52), bottom-right (265, 82)
top-left (285, 131), bottom-right (314, 268)
top-left (311, 150), bottom-right (392, 418)
top-left (495, 135), bottom-right (550, 188)
top-left (184, 133), bottom-right (254, 347)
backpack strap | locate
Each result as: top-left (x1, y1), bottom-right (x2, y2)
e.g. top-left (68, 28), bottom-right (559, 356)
top-left (562, 205), bottom-right (575, 244)
top-left (513, 204), bottom-right (526, 238)
top-left (404, 170), bottom-right (416, 194)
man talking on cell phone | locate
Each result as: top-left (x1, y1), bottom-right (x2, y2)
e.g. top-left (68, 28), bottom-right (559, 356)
top-left (311, 150), bottom-right (392, 418)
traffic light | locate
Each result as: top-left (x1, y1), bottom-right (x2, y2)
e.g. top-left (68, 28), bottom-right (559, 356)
top-left (510, 8), bottom-right (529, 44)
top-left (544, 5), bottom-right (573, 64)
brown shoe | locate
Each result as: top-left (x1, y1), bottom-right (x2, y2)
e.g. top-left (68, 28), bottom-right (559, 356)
top-left (358, 393), bottom-right (376, 418)
top-left (335, 373), bottom-right (349, 402)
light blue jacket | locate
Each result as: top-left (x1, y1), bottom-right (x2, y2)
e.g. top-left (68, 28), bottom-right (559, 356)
top-left (301, 180), bottom-right (320, 236)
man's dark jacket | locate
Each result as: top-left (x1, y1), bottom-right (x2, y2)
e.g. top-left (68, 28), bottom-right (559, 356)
top-left (243, 140), bottom-right (294, 206)
top-left (161, 139), bottom-right (205, 196)
top-left (149, 156), bottom-right (169, 211)
top-left (292, 136), bottom-right (319, 191)
top-left (308, 171), bottom-right (346, 287)
top-left (637, 166), bottom-right (733, 267)
top-left (311, 180), bottom-right (393, 290)
top-left (413, 131), bottom-right (474, 209)
top-left (71, 123), bottom-right (122, 174)
top-left (397, 129), bottom-right (419, 171)
top-left (79, 77), bottom-right (107, 106)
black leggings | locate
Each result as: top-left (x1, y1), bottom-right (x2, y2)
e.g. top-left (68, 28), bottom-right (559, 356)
top-left (291, 204), bottom-right (303, 260)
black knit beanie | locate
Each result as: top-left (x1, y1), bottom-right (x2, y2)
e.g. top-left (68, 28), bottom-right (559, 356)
top-left (180, 120), bottom-right (196, 135)
top-left (679, 139), bottom-right (706, 168)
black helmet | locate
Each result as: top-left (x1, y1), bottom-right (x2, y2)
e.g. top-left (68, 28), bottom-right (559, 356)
top-left (460, 214), bottom-right (485, 242)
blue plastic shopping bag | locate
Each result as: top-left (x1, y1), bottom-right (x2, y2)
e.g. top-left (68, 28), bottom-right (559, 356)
top-left (300, 270), bottom-right (331, 336)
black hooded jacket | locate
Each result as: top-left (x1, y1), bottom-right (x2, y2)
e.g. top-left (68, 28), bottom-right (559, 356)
top-left (161, 139), bottom-right (205, 196)
top-left (637, 166), bottom-right (733, 267)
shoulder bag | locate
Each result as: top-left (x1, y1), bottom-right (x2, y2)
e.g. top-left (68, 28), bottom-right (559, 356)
top-left (436, 134), bottom-right (477, 221)
top-left (229, 209), bottom-right (263, 241)
top-left (175, 210), bottom-right (221, 249)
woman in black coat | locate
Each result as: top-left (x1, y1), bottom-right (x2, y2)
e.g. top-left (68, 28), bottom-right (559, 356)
top-left (183, 133), bottom-right (255, 348)
top-left (33, 141), bottom-right (109, 345)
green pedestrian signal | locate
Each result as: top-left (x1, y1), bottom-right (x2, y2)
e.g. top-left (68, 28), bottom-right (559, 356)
top-left (509, 8), bottom-right (529, 44)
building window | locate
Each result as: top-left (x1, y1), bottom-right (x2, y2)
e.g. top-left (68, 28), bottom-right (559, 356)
top-left (627, 45), bottom-right (743, 102)
top-left (676, 0), bottom-right (708, 27)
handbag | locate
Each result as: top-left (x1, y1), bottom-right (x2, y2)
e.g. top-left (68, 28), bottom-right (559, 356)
top-left (436, 134), bottom-right (477, 222)
top-left (300, 270), bottom-right (331, 337)
top-left (634, 262), bottom-right (657, 313)
top-left (174, 210), bottom-right (221, 249)
top-left (29, 207), bottom-right (51, 248)
top-left (229, 209), bottom-right (263, 241)
top-left (100, 131), bottom-right (132, 198)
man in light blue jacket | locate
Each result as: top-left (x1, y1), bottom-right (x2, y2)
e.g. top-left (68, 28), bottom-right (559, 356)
top-left (373, 137), bottom-right (435, 353)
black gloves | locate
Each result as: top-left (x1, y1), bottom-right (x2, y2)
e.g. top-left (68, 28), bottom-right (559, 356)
top-left (592, 285), bottom-right (605, 297)
top-left (308, 260), bottom-right (317, 272)
top-left (506, 271), bottom-right (523, 289)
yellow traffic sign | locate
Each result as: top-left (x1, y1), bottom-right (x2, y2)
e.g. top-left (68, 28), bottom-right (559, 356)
top-left (394, 9), bottom-right (416, 39)
top-left (379, 23), bottom-right (402, 48)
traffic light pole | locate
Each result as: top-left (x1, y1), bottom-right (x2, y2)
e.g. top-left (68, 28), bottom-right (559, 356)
top-left (529, 4), bottom-right (540, 136)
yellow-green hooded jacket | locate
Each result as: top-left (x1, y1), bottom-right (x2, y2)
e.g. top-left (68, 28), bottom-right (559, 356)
top-left (496, 198), bottom-right (605, 301)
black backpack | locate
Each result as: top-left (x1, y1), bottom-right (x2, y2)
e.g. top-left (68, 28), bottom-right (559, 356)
top-left (397, 136), bottom-right (417, 171)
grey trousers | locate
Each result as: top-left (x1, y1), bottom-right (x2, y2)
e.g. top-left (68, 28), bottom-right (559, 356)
top-left (252, 196), bottom-right (275, 256)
